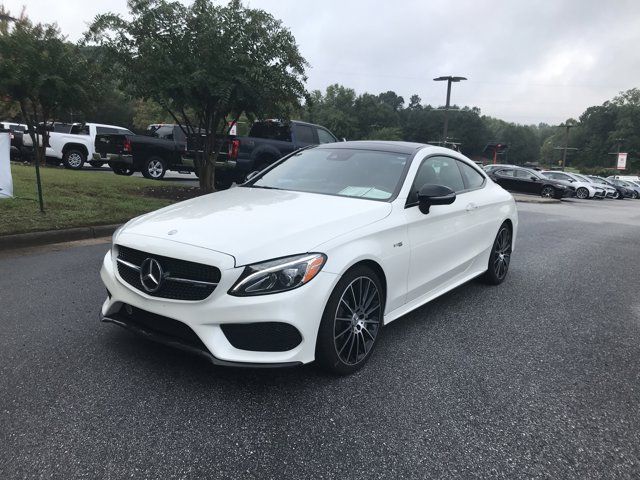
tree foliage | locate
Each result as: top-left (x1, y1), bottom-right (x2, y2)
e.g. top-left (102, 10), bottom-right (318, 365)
top-left (0, 12), bottom-right (96, 165)
top-left (86, 0), bottom-right (307, 191)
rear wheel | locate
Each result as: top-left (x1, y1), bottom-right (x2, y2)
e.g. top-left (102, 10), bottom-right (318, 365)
top-left (215, 174), bottom-right (233, 190)
top-left (632, 191), bottom-right (639, 199)
top-left (142, 157), bottom-right (166, 179)
top-left (62, 149), bottom-right (86, 170)
top-left (576, 187), bottom-right (589, 199)
top-left (109, 162), bottom-right (135, 176)
top-left (316, 265), bottom-right (384, 375)
top-left (482, 223), bottom-right (512, 285)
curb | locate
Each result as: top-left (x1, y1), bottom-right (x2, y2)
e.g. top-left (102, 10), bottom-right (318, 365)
top-left (0, 224), bottom-right (120, 251)
top-left (512, 194), bottom-right (560, 204)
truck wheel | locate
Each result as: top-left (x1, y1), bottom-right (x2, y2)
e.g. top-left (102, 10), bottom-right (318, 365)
top-left (214, 172), bottom-right (233, 190)
top-left (142, 157), bottom-right (166, 179)
top-left (109, 163), bottom-right (135, 176)
top-left (89, 161), bottom-right (104, 168)
top-left (62, 149), bottom-right (86, 170)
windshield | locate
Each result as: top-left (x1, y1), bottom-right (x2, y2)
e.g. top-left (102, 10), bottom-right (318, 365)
top-left (249, 147), bottom-right (410, 201)
top-left (573, 174), bottom-right (589, 182)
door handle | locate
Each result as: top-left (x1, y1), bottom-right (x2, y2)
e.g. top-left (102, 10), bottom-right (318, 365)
top-left (465, 203), bottom-right (478, 212)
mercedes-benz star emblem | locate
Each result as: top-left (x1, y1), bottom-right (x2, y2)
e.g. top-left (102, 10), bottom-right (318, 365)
top-left (140, 258), bottom-right (164, 293)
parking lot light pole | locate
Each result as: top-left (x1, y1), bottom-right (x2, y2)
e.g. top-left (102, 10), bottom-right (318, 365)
top-left (434, 76), bottom-right (467, 146)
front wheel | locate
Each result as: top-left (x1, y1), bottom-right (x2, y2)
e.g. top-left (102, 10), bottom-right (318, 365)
top-left (540, 186), bottom-right (555, 198)
top-left (482, 224), bottom-right (512, 285)
top-left (315, 265), bottom-right (384, 375)
top-left (576, 187), bottom-right (589, 199)
top-left (62, 149), bottom-right (86, 170)
top-left (142, 157), bottom-right (166, 179)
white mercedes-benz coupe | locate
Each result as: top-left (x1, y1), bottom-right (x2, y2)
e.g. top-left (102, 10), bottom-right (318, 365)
top-left (100, 141), bottom-right (518, 374)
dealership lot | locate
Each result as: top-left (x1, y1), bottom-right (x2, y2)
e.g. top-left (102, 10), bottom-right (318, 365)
top-left (1, 200), bottom-right (639, 479)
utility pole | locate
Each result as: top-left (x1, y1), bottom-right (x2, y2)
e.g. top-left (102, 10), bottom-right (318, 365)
top-left (433, 76), bottom-right (467, 147)
top-left (553, 124), bottom-right (577, 171)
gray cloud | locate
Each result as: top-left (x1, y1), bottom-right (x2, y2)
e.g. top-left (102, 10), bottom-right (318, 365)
top-left (5, 0), bottom-right (640, 124)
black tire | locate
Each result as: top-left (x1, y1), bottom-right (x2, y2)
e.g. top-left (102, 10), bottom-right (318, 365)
top-left (633, 191), bottom-right (639, 200)
top-left (315, 265), bottom-right (384, 375)
top-left (141, 156), bottom-right (166, 179)
top-left (576, 187), bottom-right (589, 199)
top-left (62, 148), bottom-right (86, 170)
top-left (45, 157), bottom-right (61, 167)
top-left (89, 160), bottom-right (104, 168)
top-left (540, 186), bottom-right (555, 198)
top-left (481, 223), bottom-right (512, 285)
top-left (214, 172), bottom-right (233, 190)
top-left (617, 192), bottom-right (625, 200)
top-left (109, 162), bottom-right (135, 176)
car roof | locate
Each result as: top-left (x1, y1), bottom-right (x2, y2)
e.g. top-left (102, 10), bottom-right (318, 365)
top-left (316, 140), bottom-right (431, 155)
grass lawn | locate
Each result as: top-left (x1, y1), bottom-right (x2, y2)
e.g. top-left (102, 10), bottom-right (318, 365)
top-left (0, 163), bottom-right (201, 235)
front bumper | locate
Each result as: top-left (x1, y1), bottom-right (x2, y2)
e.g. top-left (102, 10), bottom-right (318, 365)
top-left (100, 238), bottom-right (338, 367)
top-left (93, 152), bottom-right (133, 165)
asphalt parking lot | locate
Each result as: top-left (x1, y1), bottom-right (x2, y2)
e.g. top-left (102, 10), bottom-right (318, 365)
top-left (1, 199), bottom-right (640, 479)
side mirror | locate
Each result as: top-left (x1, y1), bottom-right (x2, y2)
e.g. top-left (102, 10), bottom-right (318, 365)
top-left (246, 170), bottom-right (259, 182)
top-left (530, 176), bottom-right (538, 181)
top-left (418, 184), bottom-right (456, 214)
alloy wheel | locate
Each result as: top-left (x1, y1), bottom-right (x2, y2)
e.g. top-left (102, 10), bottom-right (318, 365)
top-left (148, 160), bottom-right (164, 178)
top-left (541, 187), bottom-right (554, 198)
top-left (493, 227), bottom-right (511, 280)
top-left (67, 152), bottom-right (83, 168)
top-left (577, 188), bottom-right (589, 199)
top-left (333, 276), bottom-right (381, 366)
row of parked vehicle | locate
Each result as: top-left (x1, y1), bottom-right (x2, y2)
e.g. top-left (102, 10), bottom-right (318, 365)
top-left (3, 118), bottom-right (340, 188)
top-left (482, 164), bottom-right (640, 201)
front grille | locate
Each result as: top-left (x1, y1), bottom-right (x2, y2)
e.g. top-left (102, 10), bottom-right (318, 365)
top-left (221, 323), bottom-right (302, 352)
top-left (116, 245), bottom-right (221, 301)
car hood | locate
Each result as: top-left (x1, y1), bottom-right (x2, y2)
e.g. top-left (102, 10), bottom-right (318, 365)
top-left (119, 187), bottom-right (393, 266)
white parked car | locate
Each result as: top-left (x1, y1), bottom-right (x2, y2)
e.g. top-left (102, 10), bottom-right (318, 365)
top-left (22, 122), bottom-right (133, 169)
top-left (541, 171), bottom-right (606, 199)
top-left (571, 173), bottom-right (616, 198)
top-left (100, 141), bottom-right (518, 374)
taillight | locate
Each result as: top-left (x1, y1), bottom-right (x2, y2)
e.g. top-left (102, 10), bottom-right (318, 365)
top-left (228, 139), bottom-right (240, 160)
top-left (123, 137), bottom-right (132, 153)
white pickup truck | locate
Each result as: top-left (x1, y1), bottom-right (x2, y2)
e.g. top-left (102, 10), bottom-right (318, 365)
top-left (23, 122), bottom-right (133, 169)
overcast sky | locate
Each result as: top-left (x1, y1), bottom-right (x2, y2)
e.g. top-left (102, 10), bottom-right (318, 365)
top-left (4, 0), bottom-right (640, 124)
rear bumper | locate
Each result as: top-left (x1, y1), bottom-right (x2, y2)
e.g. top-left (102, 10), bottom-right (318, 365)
top-left (93, 152), bottom-right (133, 165)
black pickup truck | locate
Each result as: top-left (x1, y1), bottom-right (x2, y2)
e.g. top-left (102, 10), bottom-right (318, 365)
top-left (95, 120), bottom-right (339, 182)
top-left (93, 124), bottom-right (198, 179)
top-left (216, 120), bottom-right (339, 188)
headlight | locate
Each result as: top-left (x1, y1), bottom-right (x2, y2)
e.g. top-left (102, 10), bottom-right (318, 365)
top-left (229, 253), bottom-right (327, 296)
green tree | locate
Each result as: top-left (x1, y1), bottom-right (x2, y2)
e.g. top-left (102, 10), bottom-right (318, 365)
top-left (87, 0), bottom-right (307, 192)
top-left (0, 9), bottom-right (96, 211)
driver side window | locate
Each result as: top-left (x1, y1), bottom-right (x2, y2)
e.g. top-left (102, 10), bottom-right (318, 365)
top-left (408, 156), bottom-right (465, 204)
